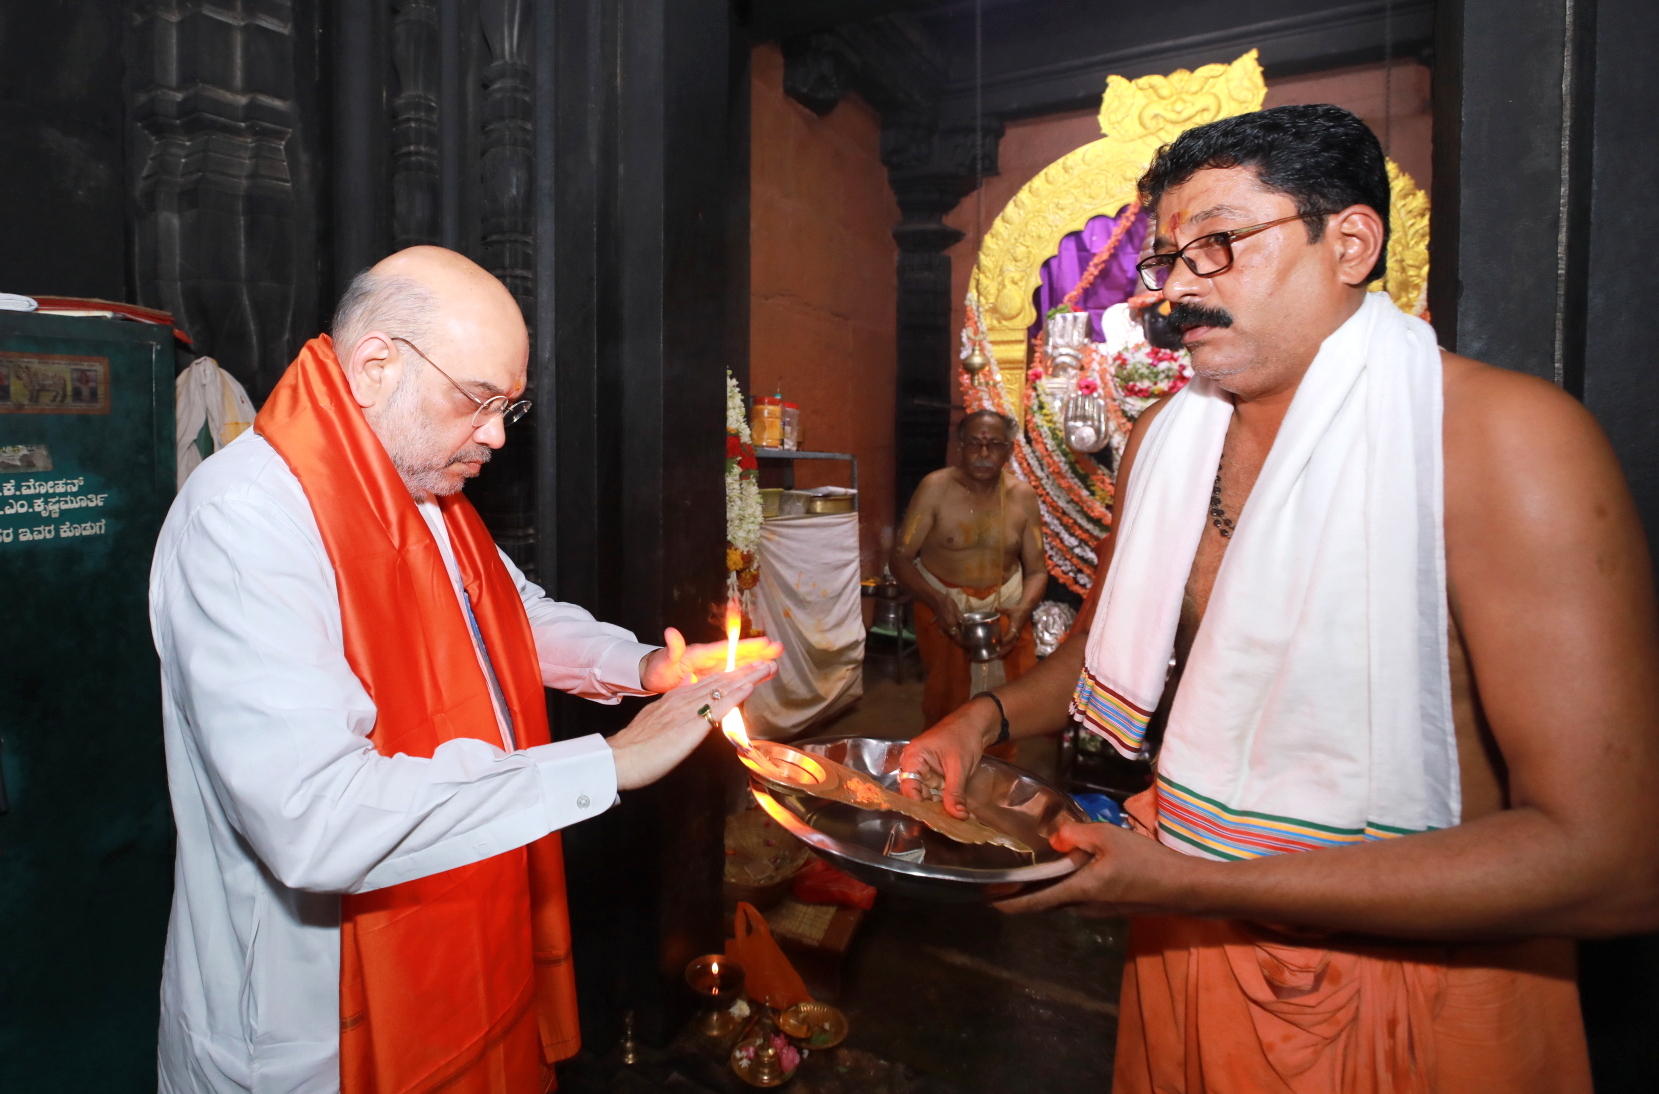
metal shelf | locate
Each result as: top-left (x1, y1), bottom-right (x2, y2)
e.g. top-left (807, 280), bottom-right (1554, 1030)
top-left (753, 448), bottom-right (858, 498)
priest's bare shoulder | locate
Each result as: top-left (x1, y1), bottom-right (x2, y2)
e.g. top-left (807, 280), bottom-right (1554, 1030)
top-left (1435, 347), bottom-right (1659, 914)
top-left (898, 451), bottom-right (1041, 589)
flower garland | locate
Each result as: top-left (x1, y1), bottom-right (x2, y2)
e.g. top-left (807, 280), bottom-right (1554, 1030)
top-left (1107, 342), bottom-right (1192, 402)
top-left (1018, 202), bottom-right (1145, 590)
top-left (725, 371), bottom-right (762, 606)
top-left (957, 241), bottom-right (1192, 595)
top-left (1015, 365), bottom-right (1117, 595)
top-left (958, 292), bottom-right (1011, 417)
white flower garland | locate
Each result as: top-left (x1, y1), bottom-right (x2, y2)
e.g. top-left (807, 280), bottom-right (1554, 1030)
top-left (726, 372), bottom-right (762, 557)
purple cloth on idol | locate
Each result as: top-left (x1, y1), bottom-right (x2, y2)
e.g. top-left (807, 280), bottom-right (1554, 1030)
top-left (1029, 205), bottom-right (1150, 343)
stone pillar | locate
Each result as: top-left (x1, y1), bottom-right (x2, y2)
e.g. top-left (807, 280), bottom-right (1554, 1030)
top-left (391, 0), bottom-right (442, 248)
top-left (130, 0), bottom-right (324, 399)
top-left (468, 0), bottom-right (536, 569)
top-left (891, 181), bottom-right (966, 511)
top-left (780, 19), bottom-right (1004, 513)
top-left (537, 0), bottom-right (742, 1050)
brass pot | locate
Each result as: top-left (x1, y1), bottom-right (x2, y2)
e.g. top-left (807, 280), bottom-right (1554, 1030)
top-left (804, 493), bottom-right (854, 515)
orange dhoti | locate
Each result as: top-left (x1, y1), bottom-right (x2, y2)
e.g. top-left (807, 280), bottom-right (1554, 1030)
top-left (1113, 795), bottom-right (1592, 1094)
top-left (912, 563), bottom-right (1037, 743)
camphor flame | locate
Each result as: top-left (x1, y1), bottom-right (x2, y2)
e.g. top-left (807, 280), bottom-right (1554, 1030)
top-left (720, 597), bottom-right (752, 752)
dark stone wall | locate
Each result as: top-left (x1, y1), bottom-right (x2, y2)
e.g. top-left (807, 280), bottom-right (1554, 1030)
top-left (0, 0), bottom-right (332, 396)
top-left (1434, 2), bottom-right (1659, 1089)
top-left (0, 0), bottom-right (129, 301)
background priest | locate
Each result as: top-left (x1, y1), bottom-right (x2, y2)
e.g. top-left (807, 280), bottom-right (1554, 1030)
top-left (891, 409), bottom-right (1046, 749)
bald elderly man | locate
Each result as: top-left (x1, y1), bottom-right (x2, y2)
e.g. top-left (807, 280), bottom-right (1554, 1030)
top-left (150, 247), bottom-right (776, 1094)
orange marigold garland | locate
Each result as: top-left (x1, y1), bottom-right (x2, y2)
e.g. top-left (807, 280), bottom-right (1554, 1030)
top-left (1009, 203), bottom-right (1147, 591)
top-left (1017, 374), bottom-right (1115, 595)
top-left (958, 201), bottom-right (1189, 594)
top-left (1060, 201), bottom-right (1142, 311)
top-left (958, 292), bottom-right (1011, 417)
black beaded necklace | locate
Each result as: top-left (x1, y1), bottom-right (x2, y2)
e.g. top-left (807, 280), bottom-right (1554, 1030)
top-left (1209, 463), bottom-right (1235, 539)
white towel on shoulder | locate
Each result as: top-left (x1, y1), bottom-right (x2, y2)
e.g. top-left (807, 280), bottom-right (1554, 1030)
top-left (1073, 292), bottom-right (1459, 859)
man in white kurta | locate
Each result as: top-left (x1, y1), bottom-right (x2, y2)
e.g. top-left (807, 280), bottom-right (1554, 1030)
top-left (151, 430), bottom-right (636, 1092)
top-left (149, 247), bottom-right (774, 1094)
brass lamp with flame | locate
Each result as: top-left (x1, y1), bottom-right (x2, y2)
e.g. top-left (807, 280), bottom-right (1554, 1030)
top-left (684, 954), bottom-right (745, 1039)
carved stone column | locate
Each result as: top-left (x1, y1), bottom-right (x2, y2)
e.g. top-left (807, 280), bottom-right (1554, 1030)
top-left (887, 126), bottom-right (996, 509)
top-left (391, 0), bottom-right (442, 248)
top-left (479, 0), bottom-right (534, 308)
top-left (468, 0), bottom-right (536, 570)
top-left (130, 0), bottom-right (321, 400)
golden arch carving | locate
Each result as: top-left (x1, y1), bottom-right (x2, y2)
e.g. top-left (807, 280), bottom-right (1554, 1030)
top-left (967, 49), bottom-right (1431, 419)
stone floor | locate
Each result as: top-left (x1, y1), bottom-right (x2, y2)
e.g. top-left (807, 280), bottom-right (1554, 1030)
top-left (834, 893), bottom-right (1124, 1093)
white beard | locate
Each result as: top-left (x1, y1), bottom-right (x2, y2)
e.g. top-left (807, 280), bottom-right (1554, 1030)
top-left (367, 376), bottom-right (491, 500)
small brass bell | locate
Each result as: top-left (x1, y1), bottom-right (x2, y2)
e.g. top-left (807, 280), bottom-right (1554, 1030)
top-left (964, 348), bottom-right (992, 374)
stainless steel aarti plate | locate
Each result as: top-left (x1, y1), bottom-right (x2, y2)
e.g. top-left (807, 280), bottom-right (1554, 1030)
top-left (748, 735), bottom-right (1088, 902)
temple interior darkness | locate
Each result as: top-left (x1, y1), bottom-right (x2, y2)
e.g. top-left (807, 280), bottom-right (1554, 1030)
top-left (1, 1), bottom-right (1657, 1091)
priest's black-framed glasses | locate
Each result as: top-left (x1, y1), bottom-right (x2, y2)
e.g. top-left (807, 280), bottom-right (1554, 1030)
top-left (1135, 214), bottom-right (1307, 291)
top-left (391, 336), bottom-right (532, 427)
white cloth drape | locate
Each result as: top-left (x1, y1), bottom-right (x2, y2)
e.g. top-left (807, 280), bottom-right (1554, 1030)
top-left (1075, 292), bottom-right (1458, 860)
top-left (746, 512), bottom-right (864, 739)
top-left (175, 356), bottom-right (257, 487)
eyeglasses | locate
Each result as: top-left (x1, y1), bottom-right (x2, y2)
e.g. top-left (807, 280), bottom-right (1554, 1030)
top-left (391, 337), bottom-right (532, 427)
top-left (1135, 214), bottom-right (1307, 291)
top-left (959, 438), bottom-right (1012, 453)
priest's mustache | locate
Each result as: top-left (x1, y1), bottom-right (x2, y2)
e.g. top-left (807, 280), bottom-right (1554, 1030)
top-left (1139, 300), bottom-right (1232, 350)
top-left (1164, 301), bottom-right (1234, 333)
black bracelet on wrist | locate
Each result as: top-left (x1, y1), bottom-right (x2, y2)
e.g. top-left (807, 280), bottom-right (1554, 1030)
top-left (972, 691), bottom-right (1010, 746)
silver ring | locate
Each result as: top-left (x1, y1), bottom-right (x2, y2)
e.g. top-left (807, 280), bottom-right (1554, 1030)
top-left (895, 770), bottom-right (923, 782)
top-left (711, 689), bottom-right (723, 702)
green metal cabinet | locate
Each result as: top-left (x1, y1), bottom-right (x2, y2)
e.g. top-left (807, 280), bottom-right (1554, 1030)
top-left (0, 313), bottom-right (176, 1092)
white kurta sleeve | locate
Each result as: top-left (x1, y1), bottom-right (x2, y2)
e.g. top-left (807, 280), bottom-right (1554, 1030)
top-left (498, 548), bottom-right (659, 702)
top-left (152, 493), bottom-right (619, 896)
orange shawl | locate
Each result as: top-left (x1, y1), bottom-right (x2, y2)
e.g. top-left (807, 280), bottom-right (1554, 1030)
top-left (257, 336), bottom-right (580, 1094)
